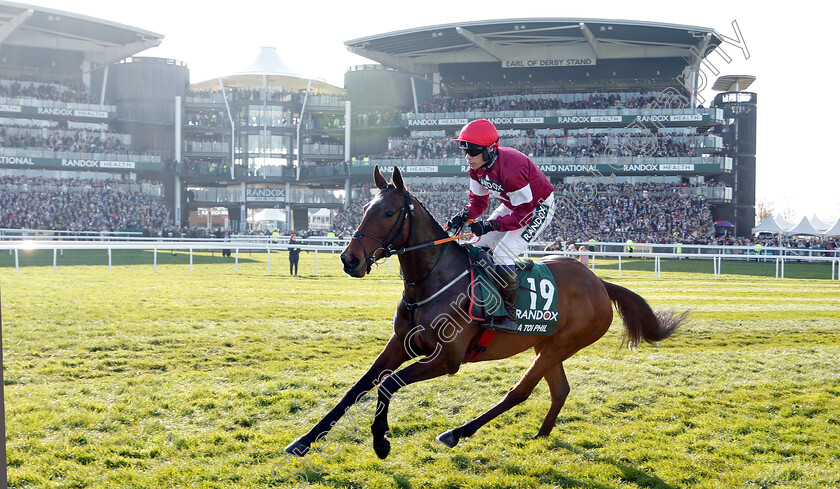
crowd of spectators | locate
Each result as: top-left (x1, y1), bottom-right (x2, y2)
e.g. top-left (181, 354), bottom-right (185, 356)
top-left (2, 174), bottom-right (832, 251)
top-left (187, 110), bottom-right (227, 127)
top-left (187, 87), bottom-right (319, 105)
top-left (382, 132), bottom-right (699, 160)
top-left (299, 160), bottom-right (349, 177)
top-left (544, 182), bottom-right (712, 244)
top-left (0, 128), bottom-right (129, 154)
top-left (0, 176), bottom-right (169, 233)
top-left (1, 78), bottom-right (95, 104)
top-left (168, 158), bottom-right (232, 177)
top-left (418, 89), bottom-right (690, 113)
top-left (188, 87), bottom-right (295, 103)
top-left (353, 111), bottom-right (402, 127)
top-left (332, 181), bottom-right (714, 244)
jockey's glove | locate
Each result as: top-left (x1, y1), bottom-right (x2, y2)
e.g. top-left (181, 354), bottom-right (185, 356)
top-left (469, 220), bottom-right (497, 236)
top-left (446, 209), bottom-right (469, 229)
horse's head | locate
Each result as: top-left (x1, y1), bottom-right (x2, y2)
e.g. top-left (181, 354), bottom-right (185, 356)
top-left (341, 165), bottom-right (415, 277)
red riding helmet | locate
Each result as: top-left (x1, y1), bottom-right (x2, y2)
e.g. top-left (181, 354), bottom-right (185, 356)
top-left (454, 119), bottom-right (499, 148)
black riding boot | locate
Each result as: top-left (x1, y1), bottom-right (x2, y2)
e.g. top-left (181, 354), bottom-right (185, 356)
top-left (489, 265), bottom-right (519, 333)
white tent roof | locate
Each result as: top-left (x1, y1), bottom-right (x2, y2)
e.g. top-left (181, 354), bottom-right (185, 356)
top-left (308, 208), bottom-right (332, 217)
top-left (786, 216), bottom-right (822, 237)
top-left (189, 47), bottom-right (345, 95)
top-left (776, 215), bottom-right (795, 230)
top-left (823, 219), bottom-right (840, 238)
top-left (238, 46), bottom-right (299, 77)
top-left (752, 214), bottom-right (789, 235)
top-left (810, 214), bottom-right (832, 231)
top-left (248, 208), bottom-right (286, 222)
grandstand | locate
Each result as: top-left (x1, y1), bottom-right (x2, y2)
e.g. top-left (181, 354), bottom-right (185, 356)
top-left (342, 19), bottom-right (755, 237)
top-left (1, 5), bottom-right (758, 241)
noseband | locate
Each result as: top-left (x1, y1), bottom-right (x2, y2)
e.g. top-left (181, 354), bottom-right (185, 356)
top-left (351, 186), bottom-right (415, 272)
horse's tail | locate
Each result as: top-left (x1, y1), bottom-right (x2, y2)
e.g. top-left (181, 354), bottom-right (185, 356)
top-left (601, 280), bottom-right (688, 349)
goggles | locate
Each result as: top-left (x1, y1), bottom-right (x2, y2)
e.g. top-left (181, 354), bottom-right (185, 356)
top-left (458, 141), bottom-right (485, 157)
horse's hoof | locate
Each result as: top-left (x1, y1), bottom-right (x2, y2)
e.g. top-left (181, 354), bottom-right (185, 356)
top-left (373, 437), bottom-right (391, 459)
top-left (285, 438), bottom-right (311, 457)
top-left (436, 430), bottom-right (459, 448)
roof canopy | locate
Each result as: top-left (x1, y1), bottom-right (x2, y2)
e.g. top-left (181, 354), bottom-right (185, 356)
top-left (248, 208), bottom-right (286, 223)
top-left (0, 0), bottom-right (162, 66)
top-left (786, 216), bottom-right (823, 237)
top-left (753, 214), bottom-right (840, 238)
top-left (809, 214), bottom-right (832, 232)
top-left (823, 219), bottom-right (840, 238)
top-left (751, 214), bottom-right (789, 235)
top-left (712, 75), bottom-right (756, 92)
top-left (190, 47), bottom-right (344, 95)
top-left (345, 18), bottom-right (724, 77)
top-left (238, 46), bottom-right (299, 77)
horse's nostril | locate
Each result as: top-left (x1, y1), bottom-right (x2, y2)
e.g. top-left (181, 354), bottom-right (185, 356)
top-left (342, 254), bottom-right (359, 268)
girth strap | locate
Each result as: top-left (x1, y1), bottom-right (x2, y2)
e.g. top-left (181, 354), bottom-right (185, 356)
top-left (463, 329), bottom-right (497, 363)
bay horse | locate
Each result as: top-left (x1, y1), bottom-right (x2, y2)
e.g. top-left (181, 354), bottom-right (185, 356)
top-left (285, 165), bottom-right (686, 459)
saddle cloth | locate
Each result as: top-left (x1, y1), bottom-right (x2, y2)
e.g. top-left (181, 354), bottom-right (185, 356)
top-left (463, 245), bottom-right (560, 336)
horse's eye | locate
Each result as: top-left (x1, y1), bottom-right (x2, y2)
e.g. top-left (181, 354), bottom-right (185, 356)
top-left (385, 210), bottom-right (395, 218)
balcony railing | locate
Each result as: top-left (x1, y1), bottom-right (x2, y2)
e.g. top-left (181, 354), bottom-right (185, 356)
top-left (187, 186), bottom-right (342, 205)
top-left (402, 107), bottom-right (724, 123)
top-left (677, 186), bottom-right (733, 202)
top-left (0, 147), bottom-right (161, 162)
top-left (186, 141), bottom-right (230, 153)
top-left (355, 155), bottom-right (731, 170)
top-left (302, 144), bottom-right (344, 156)
top-left (0, 96), bottom-right (116, 115)
top-left (0, 182), bottom-right (164, 198)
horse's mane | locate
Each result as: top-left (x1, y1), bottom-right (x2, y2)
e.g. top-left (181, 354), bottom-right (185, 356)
top-left (410, 191), bottom-right (446, 233)
top-left (404, 185), bottom-right (469, 255)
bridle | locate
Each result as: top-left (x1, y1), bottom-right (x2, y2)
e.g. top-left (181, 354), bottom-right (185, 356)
top-left (351, 186), bottom-right (415, 273)
top-left (349, 185), bottom-right (482, 344)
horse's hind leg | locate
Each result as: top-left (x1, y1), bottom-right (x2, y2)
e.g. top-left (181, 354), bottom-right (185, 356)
top-left (436, 349), bottom-right (562, 448)
top-left (535, 362), bottom-right (570, 438)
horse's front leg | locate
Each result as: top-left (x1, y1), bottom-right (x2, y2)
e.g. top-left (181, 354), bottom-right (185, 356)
top-left (371, 342), bottom-right (461, 459)
top-left (285, 334), bottom-right (410, 457)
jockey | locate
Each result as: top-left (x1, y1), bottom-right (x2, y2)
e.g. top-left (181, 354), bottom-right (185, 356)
top-left (446, 119), bottom-right (556, 332)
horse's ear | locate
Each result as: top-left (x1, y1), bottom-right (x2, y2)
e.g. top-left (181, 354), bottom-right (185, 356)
top-left (373, 165), bottom-right (387, 190)
top-left (391, 166), bottom-right (406, 192)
